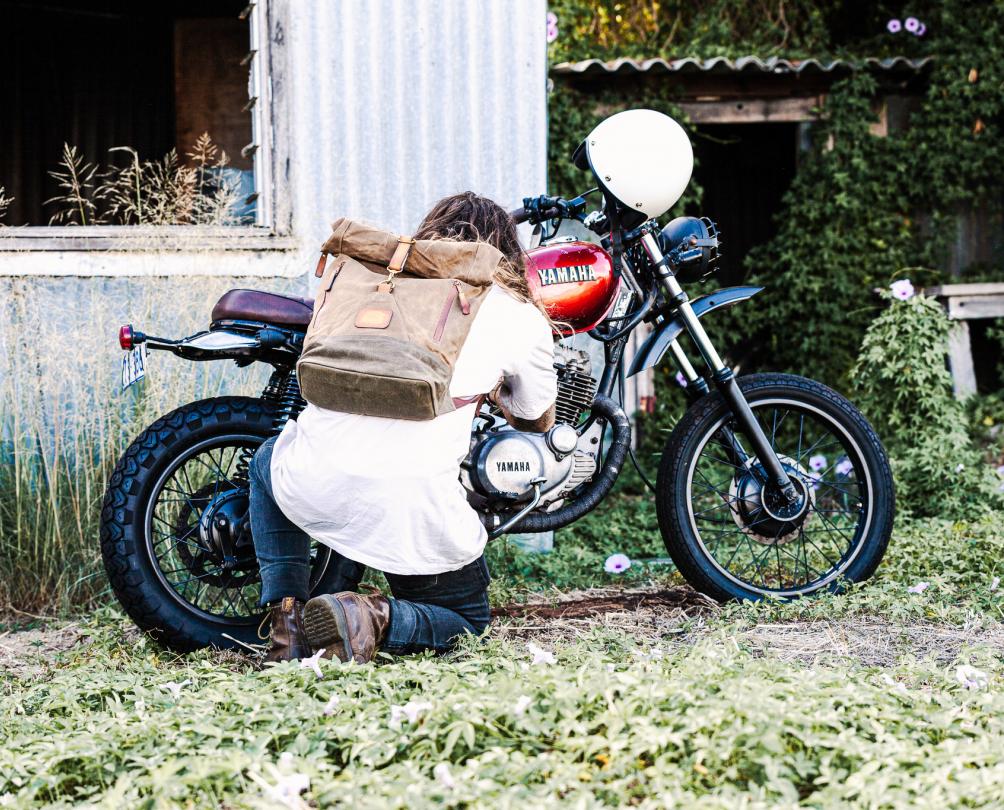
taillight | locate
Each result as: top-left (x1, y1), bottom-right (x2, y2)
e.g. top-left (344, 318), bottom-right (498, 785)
top-left (119, 324), bottom-right (134, 350)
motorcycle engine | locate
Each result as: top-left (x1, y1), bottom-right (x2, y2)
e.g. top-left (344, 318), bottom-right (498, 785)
top-left (462, 345), bottom-right (600, 509)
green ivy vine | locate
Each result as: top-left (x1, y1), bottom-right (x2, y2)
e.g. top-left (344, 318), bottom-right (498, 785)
top-left (548, 0), bottom-right (1004, 389)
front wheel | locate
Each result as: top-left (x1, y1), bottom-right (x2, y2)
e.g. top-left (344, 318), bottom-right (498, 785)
top-left (657, 373), bottom-right (894, 601)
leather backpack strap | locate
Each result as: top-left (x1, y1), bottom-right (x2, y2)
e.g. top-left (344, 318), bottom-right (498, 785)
top-left (380, 236), bottom-right (417, 291)
top-left (314, 252), bottom-right (329, 278)
top-left (388, 236), bottom-right (416, 273)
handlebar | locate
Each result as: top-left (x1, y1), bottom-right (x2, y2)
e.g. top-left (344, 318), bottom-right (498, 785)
top-left (510, 195), bottom-right (565, 225)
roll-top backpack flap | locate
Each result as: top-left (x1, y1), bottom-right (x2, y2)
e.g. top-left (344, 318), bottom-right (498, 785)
top-left (299, 219), bottom-right (501, 420)
top-left (324, 218), bottom-right (502, 287)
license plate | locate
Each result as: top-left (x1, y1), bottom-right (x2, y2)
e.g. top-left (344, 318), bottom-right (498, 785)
top-left (120, 344), bottom-right (148, 390)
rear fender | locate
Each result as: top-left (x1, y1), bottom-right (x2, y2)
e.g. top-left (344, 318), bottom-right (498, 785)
top-left (627, 286), bottom-right (763, 377)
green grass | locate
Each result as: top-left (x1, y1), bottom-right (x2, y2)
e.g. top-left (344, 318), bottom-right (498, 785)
top-left (4, 510), bottom-right (1004, 807)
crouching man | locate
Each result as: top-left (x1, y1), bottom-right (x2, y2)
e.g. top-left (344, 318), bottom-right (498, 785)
top-left (249, 192), bottom-right (557, 663)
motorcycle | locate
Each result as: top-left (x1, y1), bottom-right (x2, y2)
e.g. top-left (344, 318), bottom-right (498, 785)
top-left (102, 115), bottom-right (894, 652)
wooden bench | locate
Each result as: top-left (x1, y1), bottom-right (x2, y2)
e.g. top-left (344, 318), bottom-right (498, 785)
top-left (927, 283), bottom-right (1004, 397)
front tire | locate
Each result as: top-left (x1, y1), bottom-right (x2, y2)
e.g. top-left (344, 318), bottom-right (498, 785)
top-left (657, 373), bottom-right (894, 601)
top-left (100, 396), bottom-right (339, 652)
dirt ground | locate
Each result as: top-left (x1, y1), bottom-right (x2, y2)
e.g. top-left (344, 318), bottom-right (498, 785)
top-left (4, 586), bottom-right (1004, 679)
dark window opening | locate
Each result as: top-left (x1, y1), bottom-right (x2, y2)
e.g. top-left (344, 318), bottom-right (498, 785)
top-left (1, 0), bottom-right (252, 226)
top-left (689, 123), bottom-right (800, 286)
top-left (968, 319), bottom-right (1004, 394)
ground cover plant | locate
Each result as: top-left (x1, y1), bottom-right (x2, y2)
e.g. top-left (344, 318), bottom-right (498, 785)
top-left (4, 511), bottom-right (1004, 808)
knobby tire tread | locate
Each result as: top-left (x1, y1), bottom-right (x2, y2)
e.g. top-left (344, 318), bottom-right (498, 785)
top-left (100, 396), bottom-right (273, 652)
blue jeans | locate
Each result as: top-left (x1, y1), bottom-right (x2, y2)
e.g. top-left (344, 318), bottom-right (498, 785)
top-left (249, 437), bottom-right (491, 654)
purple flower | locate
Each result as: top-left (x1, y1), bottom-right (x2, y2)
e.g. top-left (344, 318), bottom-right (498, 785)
top-left (904, 17), bottom-right (920, 33)
top-left (890, 279), bottom-right (915, 300)
top-left (546, 11), bottom-right (558, 43)
top-left (907, 581), bottom-right (929, 594)
top-left (835, 458), bottom-right (854, 477)
top-left (675, 371), bottom-right (688, 388)
top-left (604, 553), bottom-right (631, 574)
top-left (809, 454), bottom-right (827, 473)
top-left (887, 18), bottom-right (902, 33)
top-left (915, 22), bottom-right (926, 36)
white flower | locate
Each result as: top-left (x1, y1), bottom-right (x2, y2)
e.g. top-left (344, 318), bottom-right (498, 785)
top-left (835, 458), bottom-right (854, 476)
top-left (527, 642), bottom-right (556, 666)
top-left (907, 581), bottom-right (930, 594)
top-left (991, 576), bottom-right (1000, 592)
top-left (322, 694), bottom-right (340, 716)
top-left (955, 463), bottom-right (966, 473)
top-left (159, 680), bottom-right (190, 700)
top-left (299, 648), bottom-right (326, 679)
top-left (890, 278), bottom-right (915, 300)
top-left (634, 646), bottom-right (665, 661)
top-left (604, 553), bottom-right (631, 574)
top-left (956, 665), bottom-right (989, 690)
top-left (996, 464), bottom-right (1004, 478)
top-left (514, 695), bottom-right (533, 716)
top-left (390, 700), bottom-right (432, 729)
top-left (434, 762), bottom-right (456, 789)
top-left (262, 772), bottom-right (310, 808)
top-left (808, 454), bottom-right (828, 473)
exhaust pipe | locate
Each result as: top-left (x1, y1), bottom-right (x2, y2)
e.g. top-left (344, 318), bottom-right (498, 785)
top-left (504, 394), bottom-right (631, 534)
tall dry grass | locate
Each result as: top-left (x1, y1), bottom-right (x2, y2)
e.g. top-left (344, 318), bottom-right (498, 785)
top-left (0, 276), bottom-right (298, 613)
top-left (45, 133), bottom-right (244, 226)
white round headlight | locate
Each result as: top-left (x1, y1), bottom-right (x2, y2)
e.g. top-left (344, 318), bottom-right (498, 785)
top-left (585, 109), bottom-right (694, 220)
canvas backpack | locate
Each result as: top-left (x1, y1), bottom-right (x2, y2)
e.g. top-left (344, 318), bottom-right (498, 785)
top-left (297, 217), bottom-right (500, 420)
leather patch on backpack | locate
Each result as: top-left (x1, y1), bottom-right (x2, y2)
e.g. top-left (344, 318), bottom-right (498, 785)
top-left (355, 307), bottom-right (393, 329)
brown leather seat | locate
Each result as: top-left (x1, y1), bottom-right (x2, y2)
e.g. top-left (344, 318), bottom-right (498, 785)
top-left (211, 289), bottom-right (315, 328)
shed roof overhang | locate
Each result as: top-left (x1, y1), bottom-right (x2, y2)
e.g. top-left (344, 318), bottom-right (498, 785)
top-left (550, 56), bottom-right (933, 124)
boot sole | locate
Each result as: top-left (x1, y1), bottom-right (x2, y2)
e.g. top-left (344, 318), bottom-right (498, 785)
top-left (303, 596), bottom-right (353, 663)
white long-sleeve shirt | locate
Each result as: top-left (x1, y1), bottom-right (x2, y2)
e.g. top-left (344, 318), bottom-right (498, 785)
top-left (270, 285), bottom-right (557, 575)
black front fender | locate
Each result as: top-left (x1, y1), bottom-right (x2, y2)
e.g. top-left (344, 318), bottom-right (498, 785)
top-left (627, 285), bottom-right (763, 377)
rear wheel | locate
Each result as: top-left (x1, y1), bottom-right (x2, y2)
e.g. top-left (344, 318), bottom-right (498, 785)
top-left (657, 373), bottom-right (894, 601)
top-left (101, 396), bottom-right (339, 652)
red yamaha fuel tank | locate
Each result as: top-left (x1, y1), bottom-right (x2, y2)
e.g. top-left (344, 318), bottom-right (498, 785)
top-left (526, 240), bottom-right (618, 334)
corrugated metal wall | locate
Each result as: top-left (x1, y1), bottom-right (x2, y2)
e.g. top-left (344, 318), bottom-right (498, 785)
top-left (284, 0), bottom-right (547, 245)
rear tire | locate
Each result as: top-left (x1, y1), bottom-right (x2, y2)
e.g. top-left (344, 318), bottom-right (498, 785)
top-left (656, 373), bottom-right (894, 602)
top-left (100, 396), bottom-right (339, 652)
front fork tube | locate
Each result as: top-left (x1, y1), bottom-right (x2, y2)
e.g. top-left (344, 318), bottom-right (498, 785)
top-left (642, 233), bottom-right (797, 502)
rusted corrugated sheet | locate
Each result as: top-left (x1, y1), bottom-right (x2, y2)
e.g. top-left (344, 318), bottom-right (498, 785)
top-left (552, 55), bottom-right (933, 79)
top-left (285, 0), bottom-right (548, 240)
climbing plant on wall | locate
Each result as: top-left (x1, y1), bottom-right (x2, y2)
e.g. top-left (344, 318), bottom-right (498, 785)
top-left (548, 1), bottom-right (1004, 388)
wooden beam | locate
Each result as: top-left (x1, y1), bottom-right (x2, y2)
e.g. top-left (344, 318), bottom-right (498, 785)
top-left (677, 95), bottom-right (824, 124)
top-left (946, 295), bottom-right (1004, 320)
top-left (927, 282), bottom-right (1004, 297)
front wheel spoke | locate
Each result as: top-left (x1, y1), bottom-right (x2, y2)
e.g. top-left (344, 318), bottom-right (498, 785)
top-left (801, 534), bottom-right (840, 570)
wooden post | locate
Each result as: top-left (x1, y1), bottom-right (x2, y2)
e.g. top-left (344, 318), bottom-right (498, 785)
top-left (946, 321), bottom-right (977, 398)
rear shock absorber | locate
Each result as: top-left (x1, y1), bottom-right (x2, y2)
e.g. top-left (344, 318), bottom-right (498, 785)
top-left (234, 368), bottom-right (306, 484)
top-left (270, 369), bottom-right (306, 435)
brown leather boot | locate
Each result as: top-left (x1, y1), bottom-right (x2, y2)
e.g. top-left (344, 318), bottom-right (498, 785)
top-left (303, 592), bottom-right (391, 664)
top-left (263, 597), bottom-right (312, 663)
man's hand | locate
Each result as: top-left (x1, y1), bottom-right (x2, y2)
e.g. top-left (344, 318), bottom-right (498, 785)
top-left (489, 382), bottom-right (556, 433)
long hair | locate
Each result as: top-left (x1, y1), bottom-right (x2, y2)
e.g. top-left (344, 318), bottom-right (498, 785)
top-left (414, 191), bottom-right (551, 323)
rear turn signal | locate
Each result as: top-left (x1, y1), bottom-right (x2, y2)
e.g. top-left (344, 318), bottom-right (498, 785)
top-left (119, 324), bottom-right (134, 350)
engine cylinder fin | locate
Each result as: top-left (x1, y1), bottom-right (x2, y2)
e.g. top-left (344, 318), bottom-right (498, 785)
top-left (553, 343), bottom-right (598, 426)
